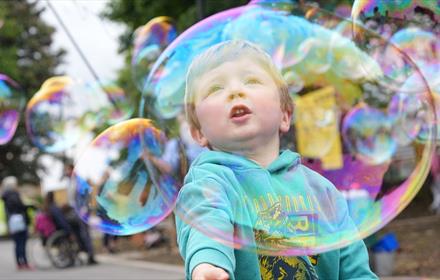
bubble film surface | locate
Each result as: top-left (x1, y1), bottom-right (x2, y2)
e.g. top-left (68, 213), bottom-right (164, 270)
top-left (25, 76), bottom-right (90, 153)
top-left (142, 0), bottom-right (436, 255)
top-left (72, 118), bottom-right (178, 235)
top-left (351, 0), bottom-right (439, 92)
top-left (87, 80), bottom-right (134, 126)
top-left (398, 65), bottom-right (440, 142)
top-left (352, 0), bottom-right (440, 26)
top-left (0, 74), bottom-right (25, 145)
top-left (342, 103), bottom-right (396, 165)
top-left (132, 17), bottom-right (177, 91)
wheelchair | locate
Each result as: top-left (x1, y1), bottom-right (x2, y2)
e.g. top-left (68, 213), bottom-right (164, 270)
top-left (45, 230), bottom-right (86, 268)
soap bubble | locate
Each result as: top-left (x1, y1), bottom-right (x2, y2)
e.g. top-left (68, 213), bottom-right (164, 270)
top-left (25, 76), bottom-right (91, 153)
top-left (0, 74), bottom-right (25, 145)
top-left (351, 0), bottom-right (439, 92)
top-left (352, 0), bottom-right (439, 30)
top-left (397, 65), bottom-right (440, 142)
top-left (388, 92), bottom-right (426, 146)
top-left (390, 27), bottom-right (438, 67)
top-left (132, 17), bottom-right (177, 91)
top-left (72, 118), bottom-right (178, 235)
top-left (86, 80), bottom-right (134, 126)
top-left (342, 103), bottom-right (396, 165)
top-left (144, 0), bottom-right (436, 256)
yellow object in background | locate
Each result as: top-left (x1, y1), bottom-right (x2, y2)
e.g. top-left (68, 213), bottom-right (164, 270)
top-left (0, 200), bottom-right (7, 236)
top-left (294, 86), bottom-right (343, 170)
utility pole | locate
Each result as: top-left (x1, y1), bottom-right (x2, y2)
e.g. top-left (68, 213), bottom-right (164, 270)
top-left (196, 0), bottom-right (205, 20)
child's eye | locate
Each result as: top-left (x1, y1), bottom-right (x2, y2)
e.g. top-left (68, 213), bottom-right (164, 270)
top-left (206, 85), bottom-right (223, 95)
top-left (245, 77), bottom-right (262, 85)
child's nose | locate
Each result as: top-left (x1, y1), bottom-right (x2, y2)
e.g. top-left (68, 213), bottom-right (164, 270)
top-left (227, 82), bottom-right (247, 101)
top-left (227, 91), bottom-right (246, 102)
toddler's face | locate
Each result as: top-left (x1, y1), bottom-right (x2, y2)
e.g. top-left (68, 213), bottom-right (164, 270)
top-left (190, 57), bottom-right (290, 152)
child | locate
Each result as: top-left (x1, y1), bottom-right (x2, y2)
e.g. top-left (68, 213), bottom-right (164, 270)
top-left (175, 40), bottom-right (377, 280)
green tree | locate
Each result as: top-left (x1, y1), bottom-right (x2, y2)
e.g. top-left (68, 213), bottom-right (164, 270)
top-left (0, 0), bottom-right (65, 183)
top-left (103, 0), bottom-right (248, 51)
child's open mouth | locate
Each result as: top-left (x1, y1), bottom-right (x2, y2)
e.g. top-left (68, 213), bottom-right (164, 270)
top-left (230, 104), bottom-right (251, 122)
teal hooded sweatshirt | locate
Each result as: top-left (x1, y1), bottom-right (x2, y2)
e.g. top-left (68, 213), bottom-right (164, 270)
top-left (176, 150), bottom-right (377, 280)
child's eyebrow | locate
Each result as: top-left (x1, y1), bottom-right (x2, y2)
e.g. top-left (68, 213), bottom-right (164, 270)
top-left (242, 70), bottom-right (255, 75)
top-left (201, 73), bottom-right (224, 86)
top-left (242, 67), bottom-right (266, 76)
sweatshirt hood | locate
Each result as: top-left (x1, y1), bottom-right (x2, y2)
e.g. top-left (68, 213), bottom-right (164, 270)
top-left (191, 149), bottom-right (301, 174)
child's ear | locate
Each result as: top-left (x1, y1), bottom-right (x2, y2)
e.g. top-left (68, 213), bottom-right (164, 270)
top-left (190, 126), bottom-right (209, 147)
top-left (280, 109), bottom-right (292, 133)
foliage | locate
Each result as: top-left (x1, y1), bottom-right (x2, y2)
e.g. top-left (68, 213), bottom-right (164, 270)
top-left (0, 0), bottom-right (65, 183)
top-left (103, 0), bottom-right (248, 50)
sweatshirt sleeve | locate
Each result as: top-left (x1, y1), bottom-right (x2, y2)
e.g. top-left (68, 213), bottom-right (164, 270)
top-left (175, 168), bottom-right (236, 280)
top-left (339, 240), bottom-right (378, 280)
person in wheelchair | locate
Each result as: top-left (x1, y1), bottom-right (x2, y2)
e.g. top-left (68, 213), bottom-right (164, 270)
top-left (34, 205), bottom-right (56, 246)
top-left (44, 192), bottom-right (98, 265)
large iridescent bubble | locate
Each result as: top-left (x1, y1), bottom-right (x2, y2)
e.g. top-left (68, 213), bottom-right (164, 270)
top-left (132, 17), bottom-right (177, 92)
top-left (25, 76), bottom-right (90, 153)
top-left (0, 74), bottom-right (25, 145)
top-left (72, 118), bottom-right (178, 235)
top-left (143, 0), bottom-right (436, 255)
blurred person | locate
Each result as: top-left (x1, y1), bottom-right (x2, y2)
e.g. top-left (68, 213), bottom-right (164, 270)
top-left (359, 11), bottom-right (366, 22)
top-left (61, 203), bottom-right (98, 265)
top-left (372, 6), bottom-right (381, 22)
top-left (34, 202), bottom-right (56, 246)
top-left (1, 176), bottom-right (32, 270)
top-left (146, 114), bottom-right (207, 251)
top-left (44, 191), bottom-right (72, 235)
top-left (430, 151), bottom-right (440, 214)
top-left (64, 163), bottom-right (77, 207)
top-left (162, 114), bottom-right (208, 182)
top-left (102, 233), bottom-right (118, 254)
top-left (141, 143), bottom-right (177, 251)
top-left (45, 191), bottom-right (98, 265)
top-left (128, 116), bottom-right (207, 252)
top-left (65, 163), bottom-right (99, 264)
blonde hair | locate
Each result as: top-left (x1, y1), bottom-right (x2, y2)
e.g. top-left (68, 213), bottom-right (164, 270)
top-left (184, 40), bottom-right (293, 129)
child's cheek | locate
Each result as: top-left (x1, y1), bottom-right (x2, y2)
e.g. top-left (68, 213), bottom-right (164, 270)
top-left (197, 100), bottom-right (219, 118)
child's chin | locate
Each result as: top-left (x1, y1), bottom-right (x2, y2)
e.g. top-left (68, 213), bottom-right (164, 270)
top-left (229, 137), bottom-right (267, 149)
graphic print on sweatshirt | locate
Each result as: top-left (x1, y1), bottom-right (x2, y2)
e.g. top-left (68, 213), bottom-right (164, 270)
top-left (254, 202), bottom-right (320, 280)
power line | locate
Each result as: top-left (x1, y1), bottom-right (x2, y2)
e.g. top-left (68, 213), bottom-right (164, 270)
top-left (45, 0), bottom-right (117, 107)
top-left (45, 0), bottom-right (103, 84)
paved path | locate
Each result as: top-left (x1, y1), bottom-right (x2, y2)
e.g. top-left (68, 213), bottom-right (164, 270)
top-left (1, 238), bottom-right (431, 280)
top-left (0, 238), bottom-right (185, 280)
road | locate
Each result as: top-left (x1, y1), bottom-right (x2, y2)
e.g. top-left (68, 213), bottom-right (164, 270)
top-left (1, 238), bottom-right (427, 280)
top-left (0, 238), bottom-right (185, 280)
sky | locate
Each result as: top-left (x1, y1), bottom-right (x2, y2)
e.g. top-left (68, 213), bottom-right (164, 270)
top-left (39, 0), bottom-right (126, 192)
top-left (41, 0), bottom-right (125, 84)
